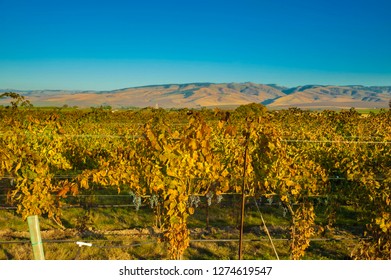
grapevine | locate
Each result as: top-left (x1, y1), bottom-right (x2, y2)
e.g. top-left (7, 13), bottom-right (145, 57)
top-left (0, 104), bottom-right (389, 259)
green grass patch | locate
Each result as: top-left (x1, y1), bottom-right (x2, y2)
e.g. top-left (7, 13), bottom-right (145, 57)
top-left (0, 195), bottom-right (366, 260)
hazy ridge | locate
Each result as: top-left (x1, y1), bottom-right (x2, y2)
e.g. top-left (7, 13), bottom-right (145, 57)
top-left (1, 83), bottom-right (391, 109)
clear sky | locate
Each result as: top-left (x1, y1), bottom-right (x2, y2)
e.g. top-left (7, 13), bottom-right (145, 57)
top-left (1, 0), bottom-right (390, 90)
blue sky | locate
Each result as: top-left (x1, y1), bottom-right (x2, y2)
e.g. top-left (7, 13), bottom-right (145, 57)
top-left (1, 0), bottom-right (390, 90)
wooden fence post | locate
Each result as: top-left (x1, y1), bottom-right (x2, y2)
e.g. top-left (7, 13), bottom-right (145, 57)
top-left (27, 215), bottom-right (45, 260)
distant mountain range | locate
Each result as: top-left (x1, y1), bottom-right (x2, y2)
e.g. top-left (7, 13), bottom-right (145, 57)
top-left (1, 83), bottom-right (391, 109)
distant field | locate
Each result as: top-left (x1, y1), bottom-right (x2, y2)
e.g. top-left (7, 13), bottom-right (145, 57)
top-left (2, 82), bottom-right (390, 109)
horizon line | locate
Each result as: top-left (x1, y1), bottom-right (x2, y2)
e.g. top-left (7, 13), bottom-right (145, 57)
top-left (2, 82), bottom-right (391, 92)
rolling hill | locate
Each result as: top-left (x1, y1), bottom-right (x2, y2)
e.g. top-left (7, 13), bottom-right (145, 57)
top-left (1, 83), bottom-right (390, 109)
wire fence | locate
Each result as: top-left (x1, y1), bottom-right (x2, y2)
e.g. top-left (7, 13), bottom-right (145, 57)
top-left (0, 133), bottom-right (387, 259)
top-left (0, 190), bottom-right (369, 260)
top-left (2, 128), bottom-right (391, 142)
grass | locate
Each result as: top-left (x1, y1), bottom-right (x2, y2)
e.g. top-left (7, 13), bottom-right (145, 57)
top-left (0, 194), bottom-right (365, 260)
top-left (355, 108), bottom-right (385, 114)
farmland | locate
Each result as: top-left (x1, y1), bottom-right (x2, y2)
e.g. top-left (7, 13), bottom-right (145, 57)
top-left (0, 103), bottom-right (390, 260)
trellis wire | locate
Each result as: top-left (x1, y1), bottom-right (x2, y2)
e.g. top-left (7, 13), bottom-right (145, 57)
top-left (0, 236), bottom-right (369, 246)
top-left (253, 197), bottom-right (279, 260)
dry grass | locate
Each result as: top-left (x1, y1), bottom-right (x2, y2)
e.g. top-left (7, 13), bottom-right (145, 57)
top-left (0, 197), bottom-right (363, 260)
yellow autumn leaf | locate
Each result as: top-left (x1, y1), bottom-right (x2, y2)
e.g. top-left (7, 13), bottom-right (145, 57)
top-left (286, 180), bottom-right (295, 187)
top-left (280, 195), bottom-right (289, 203)
top-left (189, 139), bottom-right (197, 150)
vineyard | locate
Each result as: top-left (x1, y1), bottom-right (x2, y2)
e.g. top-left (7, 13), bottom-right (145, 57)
top-left (0, 101), bottom-right (390, 260)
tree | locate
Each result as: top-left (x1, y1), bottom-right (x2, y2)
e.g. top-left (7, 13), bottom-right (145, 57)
top-left (0, 92), bottom-right (32, 108)
top-left (234, 103), bottom-right (267, 118)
